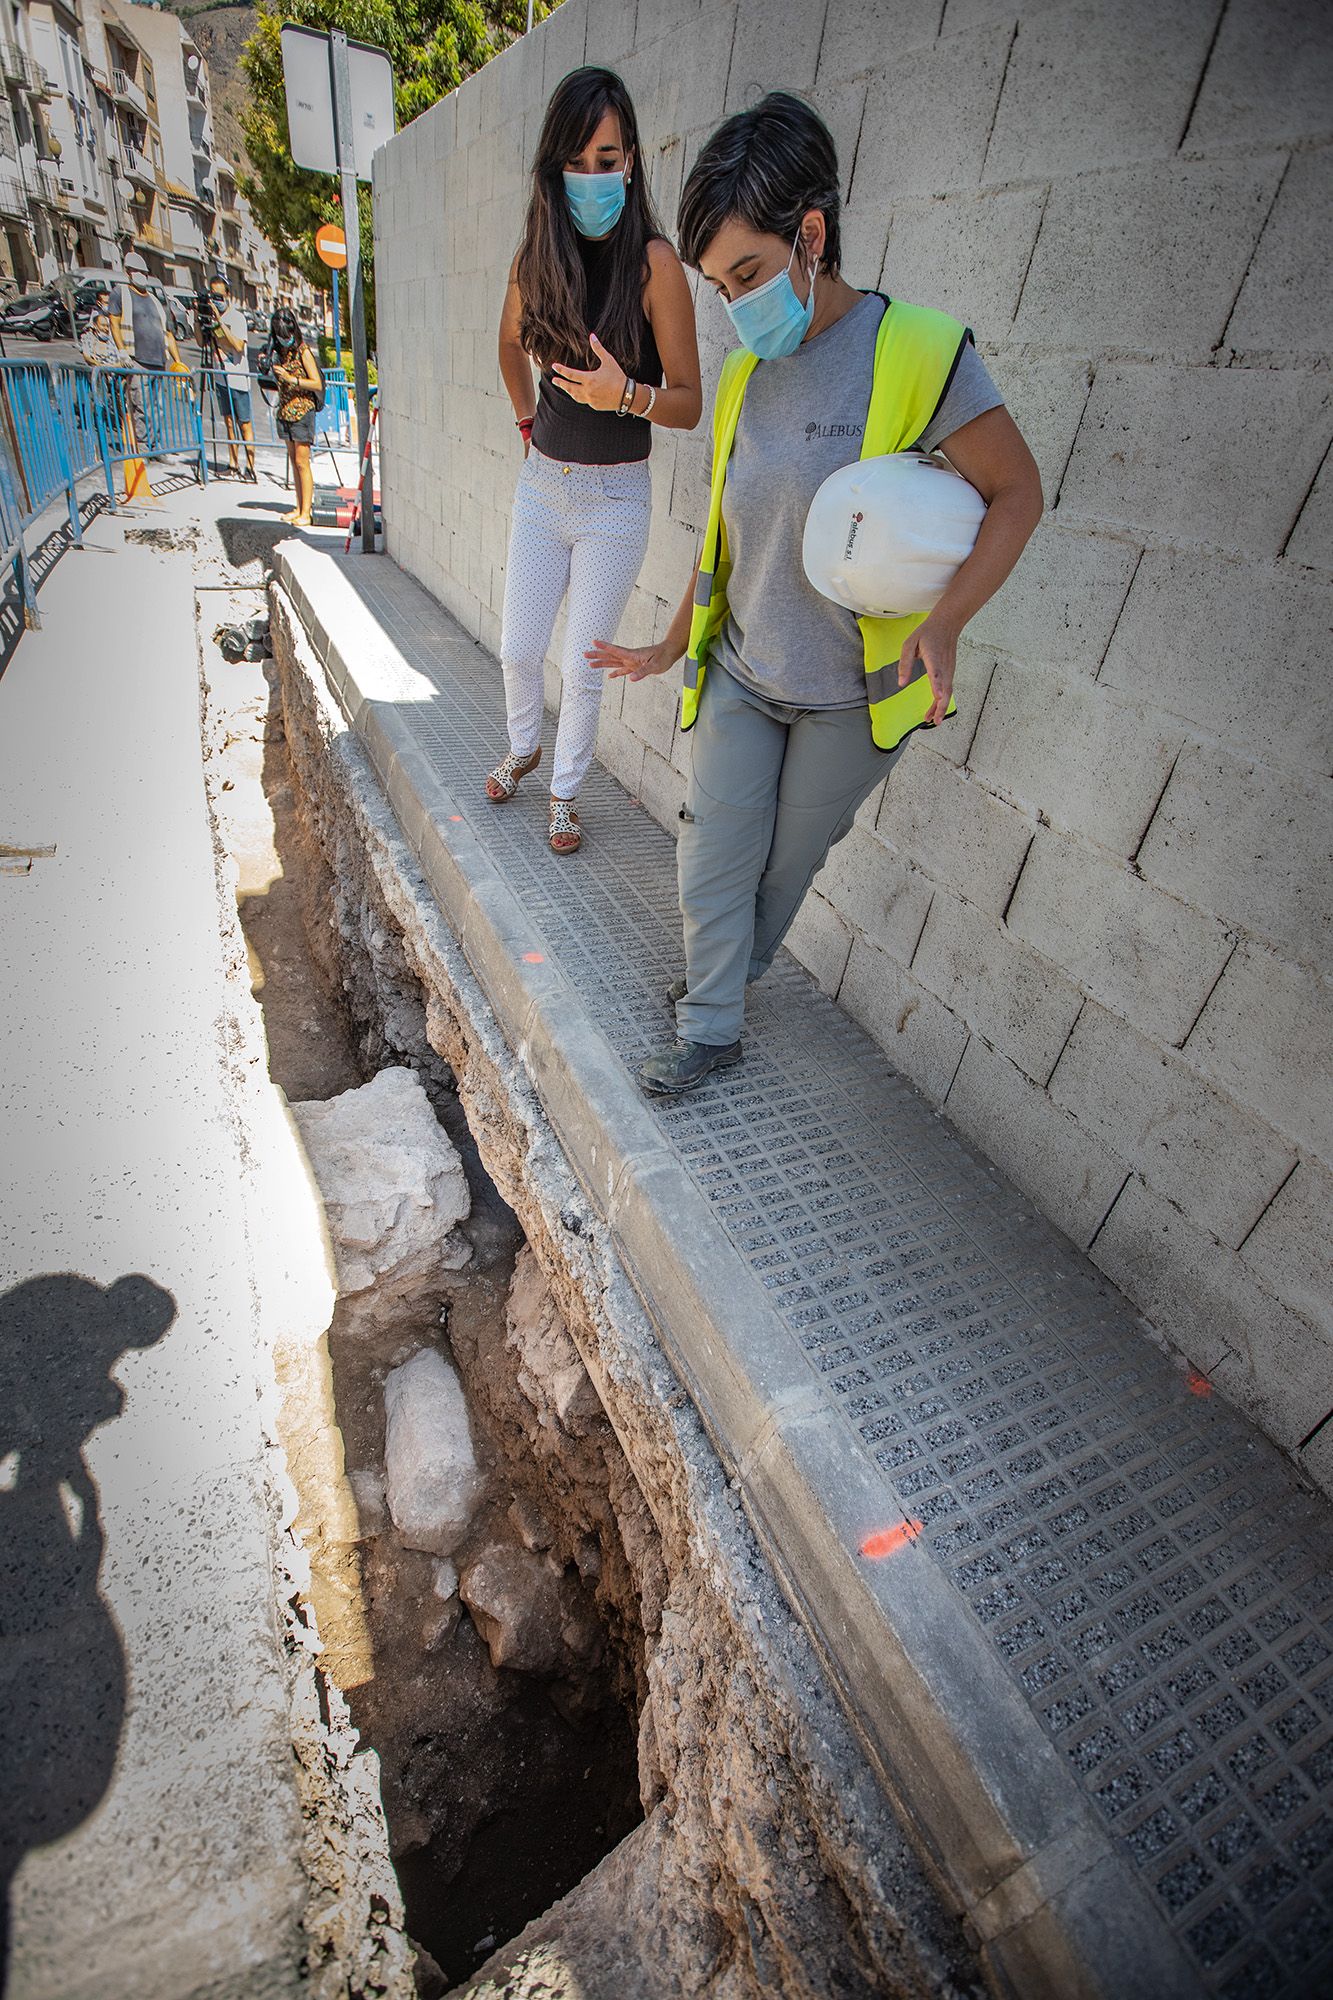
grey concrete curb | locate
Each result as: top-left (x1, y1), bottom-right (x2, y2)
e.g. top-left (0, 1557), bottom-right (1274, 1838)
top-left (274, 541), bottom-right (1204, 1999)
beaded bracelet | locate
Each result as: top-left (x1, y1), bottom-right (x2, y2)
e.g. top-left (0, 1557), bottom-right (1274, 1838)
top-left (641, 383), bottom-right (657, 418)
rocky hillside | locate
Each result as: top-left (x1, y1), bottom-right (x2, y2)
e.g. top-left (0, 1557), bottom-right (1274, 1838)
top-left (179, 1), bottom-right (258, 176)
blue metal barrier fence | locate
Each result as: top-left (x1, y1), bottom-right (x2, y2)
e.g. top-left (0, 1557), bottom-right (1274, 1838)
top-left (188, 363), bottom-right (360, 466)
top-left (0, 356), bottom-right (371, 626)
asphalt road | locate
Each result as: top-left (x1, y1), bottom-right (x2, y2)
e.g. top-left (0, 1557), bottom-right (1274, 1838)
top-left (0, 328), bottom-right (263, 373)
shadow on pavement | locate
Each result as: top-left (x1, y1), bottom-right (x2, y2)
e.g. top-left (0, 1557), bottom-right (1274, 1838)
top-left (0, 497), bottom-right (114, 687)
top-left (213, 513), bottom-right (301, 571)
top-left (0, 1272), bottom-right (176, 1994)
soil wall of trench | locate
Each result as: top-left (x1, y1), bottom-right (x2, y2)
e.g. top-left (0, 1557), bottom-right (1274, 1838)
top-left (267, 576), bottom-right (987, 2000)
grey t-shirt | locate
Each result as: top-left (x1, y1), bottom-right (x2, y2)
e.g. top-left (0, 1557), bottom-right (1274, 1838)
top-left (218, 302), bottom-right (251, 392)
top-left (110, 284), bottom-right (167, 369)
top-left (711, 293), bottom-right (1003, 708)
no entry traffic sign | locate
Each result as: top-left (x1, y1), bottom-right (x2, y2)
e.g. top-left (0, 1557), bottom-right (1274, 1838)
top-left (315, 223), bottom-right (347, 269)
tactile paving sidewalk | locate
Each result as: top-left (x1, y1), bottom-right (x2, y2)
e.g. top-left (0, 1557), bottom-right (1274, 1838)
top-left (333, 558), bottom-right (1331, 1998)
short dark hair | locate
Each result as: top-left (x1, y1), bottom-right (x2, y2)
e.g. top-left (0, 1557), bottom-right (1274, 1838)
top-left (677, 92), bottom-right (842, 277)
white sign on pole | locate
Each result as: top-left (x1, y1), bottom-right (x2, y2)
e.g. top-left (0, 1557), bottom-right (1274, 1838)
top-left (281, 23), bottom-right (395, 180)
top-left (346, 41), bottom-right (396, 179)
top-left (281, 25), bottom-right (336, 174)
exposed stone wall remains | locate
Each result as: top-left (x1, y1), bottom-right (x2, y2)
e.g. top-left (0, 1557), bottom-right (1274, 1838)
top-left (270, 581), bottom-right (983, 1998)
top-left (372, 1), bottom-right (1333, 1487)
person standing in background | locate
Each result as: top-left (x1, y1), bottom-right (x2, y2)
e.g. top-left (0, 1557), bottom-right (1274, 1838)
top-left (109, 253), bottom-right (184, 455)
top-left (268, 307), bottom-right (322, 526)
top-left (490, 65), bottom-right (702, 855)
top-left (80, 308), bottom-right (124, 372)
top-left (208, 275), bottom-right (256, 482)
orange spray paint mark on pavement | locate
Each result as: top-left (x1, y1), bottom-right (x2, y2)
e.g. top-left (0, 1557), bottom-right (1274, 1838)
top-left (448, 814), bottom-right (463, 822)
top-left (860, 1519), bottom-right (924, 1560)
top-left (1187, 1370), bottom-right (1213, 1396)
top-left (522, 952), bottom-right (544, 964)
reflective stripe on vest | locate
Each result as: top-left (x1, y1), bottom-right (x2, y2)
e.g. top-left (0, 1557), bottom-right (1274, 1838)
top-left (680, 300), bottom-right (968, 748)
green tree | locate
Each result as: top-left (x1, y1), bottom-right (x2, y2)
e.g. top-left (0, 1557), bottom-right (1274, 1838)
top-left (239, 0), bottom-right (551, 345)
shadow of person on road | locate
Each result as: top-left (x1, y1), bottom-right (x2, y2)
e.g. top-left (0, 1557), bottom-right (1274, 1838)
top-left (0, 1272), bottom-right (176, 1995)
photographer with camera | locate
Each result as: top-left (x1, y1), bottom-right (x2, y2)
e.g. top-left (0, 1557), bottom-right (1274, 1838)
top-left (202, 275), bottom-right (256, 481)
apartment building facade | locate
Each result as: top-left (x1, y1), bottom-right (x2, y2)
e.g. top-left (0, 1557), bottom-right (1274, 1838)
top-left (0, 0), bottom-right (298, 316)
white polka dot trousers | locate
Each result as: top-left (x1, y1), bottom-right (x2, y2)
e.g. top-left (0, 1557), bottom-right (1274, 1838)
top-left (499, 447), bottom-right (652, 802)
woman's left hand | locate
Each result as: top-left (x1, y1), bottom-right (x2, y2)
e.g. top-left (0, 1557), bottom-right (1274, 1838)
top-left (551, 332), bottom-right (626, 411)
top-left (897, 613), bottom-right (960, 727)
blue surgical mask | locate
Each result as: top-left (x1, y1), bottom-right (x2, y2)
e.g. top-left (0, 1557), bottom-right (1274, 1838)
top-left (724, 232), bottom-right (817, 360)
top-left (563, 167), bottom-right (627, 239)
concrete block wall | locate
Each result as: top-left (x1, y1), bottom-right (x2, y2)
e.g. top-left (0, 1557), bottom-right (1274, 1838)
top-left (372, 0), bottom-right (1333, 1483)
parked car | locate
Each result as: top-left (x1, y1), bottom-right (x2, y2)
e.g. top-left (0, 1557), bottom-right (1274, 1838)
top-left (164, 286), bottom-right (198, 342)
top-left (59, 266), bottom-right (123, 333)
top-left (73, 267), bottom-right (190, 341)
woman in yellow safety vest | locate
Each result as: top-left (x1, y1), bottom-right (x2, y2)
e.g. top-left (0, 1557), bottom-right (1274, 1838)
top-left (588, 93), bottom-right (1043, 1095)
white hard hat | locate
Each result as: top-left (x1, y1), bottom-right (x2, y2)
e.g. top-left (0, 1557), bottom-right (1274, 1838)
top-left (802, 452), bottom-right (987, 618)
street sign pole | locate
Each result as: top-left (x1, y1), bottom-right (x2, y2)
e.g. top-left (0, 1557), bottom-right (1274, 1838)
top-left (328, 29), bottom-right (374, 553)
top-left (332, 266), bottom-right (342, 372)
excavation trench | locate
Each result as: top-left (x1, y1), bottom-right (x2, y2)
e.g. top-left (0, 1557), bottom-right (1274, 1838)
top-left (204, 604), bottom-right (651, 1993)
top-left (201, 553), bottom-right (986, 2000)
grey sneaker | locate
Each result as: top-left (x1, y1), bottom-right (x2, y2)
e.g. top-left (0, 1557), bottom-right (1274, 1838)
top-left (639, 1038), bottom-right (743, 1095)
top-left (665, 974), bottom-right (687, 1009)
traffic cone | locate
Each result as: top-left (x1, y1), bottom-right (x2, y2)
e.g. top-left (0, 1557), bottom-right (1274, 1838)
top-left (123, 454), bottom-right (154, 503)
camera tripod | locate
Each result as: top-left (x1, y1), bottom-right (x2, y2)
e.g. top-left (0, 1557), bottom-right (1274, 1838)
top-left (195, 305), bottom-right (228, 477)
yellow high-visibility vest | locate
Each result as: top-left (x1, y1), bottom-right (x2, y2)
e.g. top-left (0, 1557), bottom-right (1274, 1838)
top-left (680, 299), bottom-right (970, 749)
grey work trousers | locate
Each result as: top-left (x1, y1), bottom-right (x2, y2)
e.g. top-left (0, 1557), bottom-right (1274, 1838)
top-left (676, 666), bottom-right (907, 1047)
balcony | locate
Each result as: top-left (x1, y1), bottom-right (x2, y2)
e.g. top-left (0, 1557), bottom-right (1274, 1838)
top-left (111, 67), bottom-right (148, 120)
top-left (121, 149), bottom-right (156, 189)
top-left (169, 200), bottom-right (204, 253)
top-left (29, 162), bottom-right (65, 209)
top-left (25, 56), bottom-right (53, 99)
top-left (134, 218), bottom-right (171, 253)
top-left (0, 172), bottom-right (26, 218)
top-left (0, 39), bottom-right (23, 85)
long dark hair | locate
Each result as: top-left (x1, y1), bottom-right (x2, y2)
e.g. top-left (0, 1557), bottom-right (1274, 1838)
top-left (516, 66), bottom-right (662, 374)
top-left (269, 306), bottom-right (300, 354)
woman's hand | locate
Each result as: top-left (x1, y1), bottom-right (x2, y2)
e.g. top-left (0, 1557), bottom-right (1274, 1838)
top-left (586, 638), bottom-right (673, 682)
top-left (897, 613), bottom-right (959, 727)
top-left (552, 332), bottom-right (627, 411)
